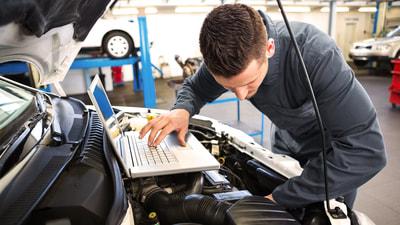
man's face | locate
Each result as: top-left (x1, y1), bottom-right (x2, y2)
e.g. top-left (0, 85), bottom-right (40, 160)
top-left (212, 38), bottom-right (275, 100)
top-left (214, 58), bottom-right (268, 100)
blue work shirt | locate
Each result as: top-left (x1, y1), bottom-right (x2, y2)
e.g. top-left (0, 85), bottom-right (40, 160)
top-left (172, 14), bottom-right (386, 208)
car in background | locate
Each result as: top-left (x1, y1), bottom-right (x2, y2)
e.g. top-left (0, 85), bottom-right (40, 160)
top-left (82, 18), bottom-right (139, 58)
top-left (349, 25), bottom-right (400, 67)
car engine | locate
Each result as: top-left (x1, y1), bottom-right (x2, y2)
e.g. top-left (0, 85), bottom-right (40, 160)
top-left (15, 103), bottom-right (367, 225)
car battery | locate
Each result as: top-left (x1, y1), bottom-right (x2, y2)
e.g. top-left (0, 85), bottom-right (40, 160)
top-left (389, 59), bottom-right (400, 108)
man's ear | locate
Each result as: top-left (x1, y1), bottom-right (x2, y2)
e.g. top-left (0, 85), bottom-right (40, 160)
top-left (266, 38), bottom-right (275, 59)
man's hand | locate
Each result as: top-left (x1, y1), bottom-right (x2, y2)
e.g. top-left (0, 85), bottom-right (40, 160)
top-left (265, 194), bottom-right (275, 203)
top-left (139, 109), bottom-right (190, 147)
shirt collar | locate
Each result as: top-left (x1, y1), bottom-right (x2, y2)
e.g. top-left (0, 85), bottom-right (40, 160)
top-left (258, 11), bottom-right (280, 85)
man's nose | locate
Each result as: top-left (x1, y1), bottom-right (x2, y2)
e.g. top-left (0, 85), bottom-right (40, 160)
top-left (233, 87), bottom-right (248, 100)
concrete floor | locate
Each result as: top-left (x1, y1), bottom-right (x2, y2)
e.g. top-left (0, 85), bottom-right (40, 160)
top-left (73, 71), bottom-right (399, 225)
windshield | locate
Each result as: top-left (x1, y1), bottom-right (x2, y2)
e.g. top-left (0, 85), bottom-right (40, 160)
top-left (0, 80), bottom-right (34, 130)
top-left (385, 26), bottom-right (400, 38)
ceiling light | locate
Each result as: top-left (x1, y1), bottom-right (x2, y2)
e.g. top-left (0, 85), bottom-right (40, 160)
top-left (320, 7), bottom-right (350, 13)
top-left (279, 7), bottom-right (311, 13)
top-left (175, 6), bottom-right (213, 13)
top-left (343, 1), bottom-right (368, 6)
top-left (112, 7), bottom-right (139, 15)
top-left (358, 7), bottom-right (377, 13)
top-left (236, 0), bottom-right (266, 5)
top-left (145, 7), bottom-right (158, 14)
top-left (116, 0), bottom-right (165, 7)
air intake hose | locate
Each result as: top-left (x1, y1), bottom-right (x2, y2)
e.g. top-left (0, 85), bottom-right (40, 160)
top-left (144, 189), bottom-right (230, 225)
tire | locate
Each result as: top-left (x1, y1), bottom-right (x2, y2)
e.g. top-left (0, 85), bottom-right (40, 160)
top-left (102, 31), bottom-right (134, 58)
top-left (353, 60), bottom-right (368, 67)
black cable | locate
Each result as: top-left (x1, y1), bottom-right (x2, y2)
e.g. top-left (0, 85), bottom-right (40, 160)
top-left (273, 1), bottom-right (332, 212)
top-left (109, 0), bottom-right (119, 10)
top-left (220, 166), bottom-right (245, 188)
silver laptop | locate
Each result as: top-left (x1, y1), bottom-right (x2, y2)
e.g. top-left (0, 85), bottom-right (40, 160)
top-left (87, 75), bottom-right (220, 178)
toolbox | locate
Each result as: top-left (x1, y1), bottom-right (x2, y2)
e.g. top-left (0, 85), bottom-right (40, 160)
top-left (389, 59), bottom-right (400, 108)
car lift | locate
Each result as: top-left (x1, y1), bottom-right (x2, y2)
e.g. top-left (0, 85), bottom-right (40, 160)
top-left (0, 16), bottom-right (157, 108)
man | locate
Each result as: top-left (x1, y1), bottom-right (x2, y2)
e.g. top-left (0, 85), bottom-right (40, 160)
top-left (140, 4), bottom-right (386, 209)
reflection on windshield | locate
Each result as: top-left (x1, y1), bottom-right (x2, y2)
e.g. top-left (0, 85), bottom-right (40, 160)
top-left (0, 80), bottom-right (34, 129)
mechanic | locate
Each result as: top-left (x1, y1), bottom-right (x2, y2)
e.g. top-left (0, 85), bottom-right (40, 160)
top-left (140, 4), bottom-right (386, 209)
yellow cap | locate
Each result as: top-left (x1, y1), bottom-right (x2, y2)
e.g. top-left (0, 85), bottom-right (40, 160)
top-left (111, 127), bottom-right (120, 138)
top-left (148, 212), bottom-right (157, 219)
top-left (146, 113), bottom-right (157, 121)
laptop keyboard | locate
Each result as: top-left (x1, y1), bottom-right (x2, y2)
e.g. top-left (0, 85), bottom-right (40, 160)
top-left (119, 132), bottom-right (178, 167)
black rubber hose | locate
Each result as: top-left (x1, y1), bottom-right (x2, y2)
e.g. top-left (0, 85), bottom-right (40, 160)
top-left (183, 194), bottom-right (230, 225)
top-left (183, 172), bottom-right (204, 195)
top-left (144, 190), bottom-right (230, 225)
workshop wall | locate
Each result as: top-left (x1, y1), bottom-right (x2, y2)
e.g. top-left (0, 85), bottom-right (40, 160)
top-left (131, 11), bottom-right (374, 78)
top-left (387, 7), bottom-right (400, 27)
top-left (336, 12), bottom-right (374, 61)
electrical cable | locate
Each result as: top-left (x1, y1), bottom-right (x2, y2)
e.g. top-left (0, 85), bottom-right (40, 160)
top-left (220, 166), bottom-right (245, 188)
top-left (272, 1), bottom-right (334, 215)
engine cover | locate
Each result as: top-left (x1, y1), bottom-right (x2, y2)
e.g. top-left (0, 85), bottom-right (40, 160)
top-left (226, 196), bottom-right (300, 225)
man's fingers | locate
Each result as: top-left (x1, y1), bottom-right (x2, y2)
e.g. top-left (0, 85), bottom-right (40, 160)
top-left (153, 125), bottom-right (175, 146)
top-left (147, 118), bottom-right (169, 145)
top-left (177, 128), bottom-right (188, 146)
top-left (139, 118), bottom-right (159, 138)
top-left (139, 116), bottom-right (164, 139)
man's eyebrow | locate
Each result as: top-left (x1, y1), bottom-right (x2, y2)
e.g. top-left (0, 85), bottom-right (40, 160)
top-left (242, 75), bottom-right (259, 86)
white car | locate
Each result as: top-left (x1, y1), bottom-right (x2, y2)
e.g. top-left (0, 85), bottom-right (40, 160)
top-left (349, 26), bottom-right (400, 67)
top-left (82, 18), bottom-right (139, 58)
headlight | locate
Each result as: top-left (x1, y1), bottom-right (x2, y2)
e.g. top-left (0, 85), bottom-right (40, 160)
top-left (374, 44), bottom-right (391, 51)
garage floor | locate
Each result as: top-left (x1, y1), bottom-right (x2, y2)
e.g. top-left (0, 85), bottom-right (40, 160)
top-left (73, 70), bottom-right (399, 225)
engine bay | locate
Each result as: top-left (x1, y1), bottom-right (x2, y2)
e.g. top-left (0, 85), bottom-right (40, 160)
top-left (20, 104), bottom-right (362, 225)
top-left (114, 111), bottom-right (322, 225)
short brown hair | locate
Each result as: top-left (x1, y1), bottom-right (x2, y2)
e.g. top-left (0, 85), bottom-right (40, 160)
top-left (199, 4), bottom-right (267, 78)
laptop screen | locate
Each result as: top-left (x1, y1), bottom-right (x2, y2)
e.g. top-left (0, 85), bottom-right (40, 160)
top-left (93, 81), bottom-right (114, 120)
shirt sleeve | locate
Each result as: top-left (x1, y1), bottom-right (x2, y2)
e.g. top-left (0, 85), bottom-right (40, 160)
top-left (272, 27), bottom-right (387, 208)
top-left (171, 63), bottom-right (227, 116)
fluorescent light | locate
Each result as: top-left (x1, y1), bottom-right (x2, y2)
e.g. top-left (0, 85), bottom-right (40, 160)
top-left (279, 7), bottom-right (311, 13)
top-left (112, 7), bottom-right (139, 15)
top-left (320, 7), bottom-right (350, 13)
top-left (116, 0), bottom-right (164, 7)
top-left (358, 7), bottom-right (377, 13)
top-left (343, 1), bottom-right (368, 6)
top-left (237, 0), bottom-right (266, 5)
top-left (145, 7), bottom-right (158, 14)
top-left (175, 6), bottom-right (213, 13)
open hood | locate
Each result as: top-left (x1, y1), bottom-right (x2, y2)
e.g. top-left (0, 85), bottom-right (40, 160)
top-left (0, 0), bottom-right (111, 85)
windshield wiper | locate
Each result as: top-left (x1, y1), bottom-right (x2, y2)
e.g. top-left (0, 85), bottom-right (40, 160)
top-left (51, 114), bottom-right (63, 145)
top-left (36, 93), bottom-right (64, 145)
top-left (35, 93), bottom-right (46, 113)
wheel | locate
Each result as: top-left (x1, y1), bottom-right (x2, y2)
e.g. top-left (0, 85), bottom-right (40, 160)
top-left (353, 60), bottom-right (368, 67)
top-left (102, 31), bottom-right (134, 58)
top-left (392, 103), bottom-right (396, 108)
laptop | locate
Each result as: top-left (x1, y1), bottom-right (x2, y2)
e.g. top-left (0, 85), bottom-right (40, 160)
top-left (87, 75), bottom-right (220, 178)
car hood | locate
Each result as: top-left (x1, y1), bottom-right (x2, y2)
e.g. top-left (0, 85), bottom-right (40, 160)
top-left (0, 0), bottom-right (111, 85)
top-left (354, 36), bottom-right (400, 47)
